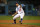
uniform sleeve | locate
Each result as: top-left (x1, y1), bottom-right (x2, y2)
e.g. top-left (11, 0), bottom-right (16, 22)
top-left (16, 5), bottom-right (20, 12)
top-left (16, 8), bottom-right (17, 12)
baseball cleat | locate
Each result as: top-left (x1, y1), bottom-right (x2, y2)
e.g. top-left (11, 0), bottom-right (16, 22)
top-left (12, 23), bottom-right (16, 24)
top-left (20, 23), bottom-right (22, 24)
top-left (19, 21), bottom-right (22, 24)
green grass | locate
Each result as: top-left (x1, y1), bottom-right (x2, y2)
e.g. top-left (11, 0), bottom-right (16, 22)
top-left (0, 23), bottom-right (40, 26)
top-left (0, 16), bottom-right (40, 20)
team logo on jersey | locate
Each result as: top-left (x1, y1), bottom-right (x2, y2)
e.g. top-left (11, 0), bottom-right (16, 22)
top-left (19, 8), bottom-right (21, 12)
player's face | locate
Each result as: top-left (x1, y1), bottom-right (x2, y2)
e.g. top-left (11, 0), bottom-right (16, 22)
top-left (16, 4), bottom-right (19, 7)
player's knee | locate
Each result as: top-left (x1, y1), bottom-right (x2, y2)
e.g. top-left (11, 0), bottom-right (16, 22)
top-left (20, 17), bottom-right (23, 19)
top-left (13, 18), bottom-right (15, 20)
top-left (13, 17), bottom-right (16, 20)
top-left (13, 17), bottom-right (15, 20)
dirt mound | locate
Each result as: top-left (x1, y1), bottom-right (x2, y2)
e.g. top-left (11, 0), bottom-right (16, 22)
top-left (0, 24), bottom-right (40, 27)
top-left (0, 20), bottom-right (40, 23)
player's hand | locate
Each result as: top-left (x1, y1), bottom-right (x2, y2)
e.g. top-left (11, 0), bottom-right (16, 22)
top-left (12, 12), bottom-right (17, 16)
top-left (12, 14), bottom-right (15, 16)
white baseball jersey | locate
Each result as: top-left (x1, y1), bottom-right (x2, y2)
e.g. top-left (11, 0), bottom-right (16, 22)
top-left (16, 5), bottom-right (24, 14)
top-left (13, 5), bottom-right (25, 19)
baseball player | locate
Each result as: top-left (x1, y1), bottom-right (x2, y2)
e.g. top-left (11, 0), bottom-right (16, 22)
top-left (12, 2), bottom-right (25, 24)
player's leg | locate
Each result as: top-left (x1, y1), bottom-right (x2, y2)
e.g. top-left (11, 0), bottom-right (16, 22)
top-left (19, 18), bottom-right (23, 24)
top-left (19, 13), bottom-right (25, 24)
top-left (13, 14), bottom-right (19, 24)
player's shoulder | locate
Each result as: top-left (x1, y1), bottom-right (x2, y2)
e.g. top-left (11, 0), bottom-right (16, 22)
top-left (18, 5), bottom-right (20, 7)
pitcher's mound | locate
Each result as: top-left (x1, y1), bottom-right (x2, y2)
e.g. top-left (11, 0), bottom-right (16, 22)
top-left (0, 24), bottom-right (40, 27)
